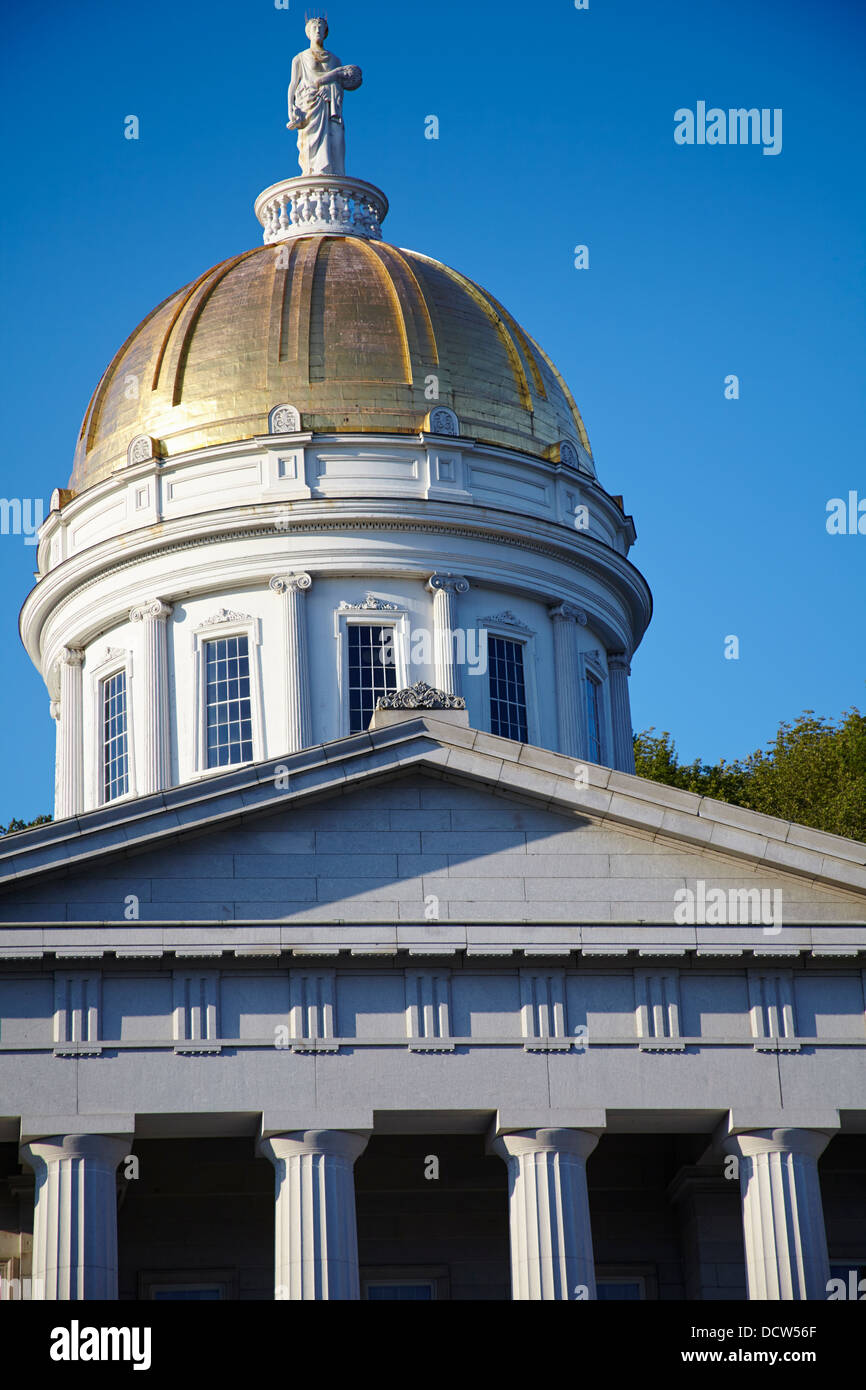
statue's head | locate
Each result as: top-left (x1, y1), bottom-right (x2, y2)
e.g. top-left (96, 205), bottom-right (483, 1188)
top-left (305, 15), bottom-right (328, 41)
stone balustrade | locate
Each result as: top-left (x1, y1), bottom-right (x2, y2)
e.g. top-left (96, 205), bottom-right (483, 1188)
top-left (255, 174), bottom-right (389, 243)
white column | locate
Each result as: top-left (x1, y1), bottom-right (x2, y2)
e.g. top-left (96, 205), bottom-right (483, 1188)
top-left (722, 1128), bottom-right (833, 1300)
top-left (491, 1128), bottom-right (599, 1300)
top-left (129, 599), bottom-right (172, 794)
top-left (20, 1134), bottom-right (131, 1300)
top-left (426, 573), bottom-right (469, 697)
top-left (548, 603), bottom-right (587, 760)
top-left (270, 573), bottom-right (313, 752)
top-left (49, 698), bottom-right (62, 813)
top-left (258, 1129), bottom-right (368, 1299)
top-left (56, 648), bottom-right (84, 819)
top-left (608, 653), bottom-right (636, 774)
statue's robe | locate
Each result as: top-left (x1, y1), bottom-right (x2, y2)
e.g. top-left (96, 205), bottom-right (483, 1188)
top-left (289, 48), bottom-right (346, 176)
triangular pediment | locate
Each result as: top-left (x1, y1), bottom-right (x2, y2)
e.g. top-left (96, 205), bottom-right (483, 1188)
top-left (0, 717), bottom-right (863, 951)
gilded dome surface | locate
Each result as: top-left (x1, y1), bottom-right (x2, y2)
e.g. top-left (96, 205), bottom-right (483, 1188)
top-left (71, 235), bottom-right (592, 494)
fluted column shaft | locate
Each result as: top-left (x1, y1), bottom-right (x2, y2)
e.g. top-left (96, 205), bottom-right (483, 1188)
top-left (548, 603), bottom-right (587, 760)
top-left (723, 1129), bottom-right (833, 1300)
top-left (258, 1129), bottom-right (368, 1299)
top-left (130, 599), bottom-right (172, 794)
top-left (56, 648), bottom-right (84, 819)
top-left (608, 653), bottom-right (636, 774)
top-left (20, 1134), bottom-right (131, 1300)
top-left (270, 574), bottom-right (313, 752)
top-left (491, 1128), bottom-right (599, 1300)
top-left (427, 573), bottom-right (469, 697)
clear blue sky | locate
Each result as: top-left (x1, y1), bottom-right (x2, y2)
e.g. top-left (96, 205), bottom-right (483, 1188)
top-left (1, 0), bottom-right (864, 819)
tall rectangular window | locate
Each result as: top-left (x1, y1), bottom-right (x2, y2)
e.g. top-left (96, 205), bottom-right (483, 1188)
top-left (586, 674), bottom-right (603, 763)
top-left (205, 635), bottom-right (253, 768)
top-left (348, 624), bottom-right (397, 734)
top-left (488, 635), bottom-right (528, 742)
top-left (102, 670), bottom-right (129, 801)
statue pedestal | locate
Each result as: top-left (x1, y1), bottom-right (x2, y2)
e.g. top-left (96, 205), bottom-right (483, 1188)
top-left (255, 175), bottom-right (388, 243)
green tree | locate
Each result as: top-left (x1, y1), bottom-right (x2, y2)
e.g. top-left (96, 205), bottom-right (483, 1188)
top-left (633, 707), bottom-right (866, 843)
top-left (0, 813), bottom-right (52, 837)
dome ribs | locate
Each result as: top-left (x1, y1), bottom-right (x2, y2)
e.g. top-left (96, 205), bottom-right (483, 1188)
top-left (485, 292), bottom-right (547, 401)
top-left (280, 236), bottom-right (321, 378)
top-left (523, 328), bottom-right (592, 455)
top-left (308, 238), bottom-right (411, 388)
top-left (365, 242), bottom-right (438, 382)
top-left (430, 261), bottom-right (533, 414)
top-left (169, 248), bottom-right (263, 407)
top-left (270, 238), bottom-right (300, 365)
top-left (82, 288), bottom-right (186, 457)
top-left (150, 265), bottom-right (224, 394)
top-left (69, 239), bottom-right (592, 493)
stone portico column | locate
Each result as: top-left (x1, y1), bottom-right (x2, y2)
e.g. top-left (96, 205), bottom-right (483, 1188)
top-left (258, 1130), bottom-right (368, 1299)
top-left (130, 599), bottom-right (173, 794)
top-left (608, 653), bottom-right (636, 774)
top-left (269, 573), bottom-right (313, 752)
top-left (56, 647), bottom-right (84, 819)
top-left (491, 1128), bottom-right (600, 1300)
top-left (426, 573), bottom-right (469, 697)
top-left (722, 1129), bottom-right (833, 1300)
top-left (19, 1134), bottom-right (131, 1300)
top-left (548, 603), bottom-right (587, 760)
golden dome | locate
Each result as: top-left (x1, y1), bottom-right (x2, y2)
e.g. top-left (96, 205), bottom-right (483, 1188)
top-left (70, 235), bottom-right (592, 495)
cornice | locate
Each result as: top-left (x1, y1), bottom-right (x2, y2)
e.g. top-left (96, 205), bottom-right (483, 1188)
top-left (22, 502), bottom-right (652, 668)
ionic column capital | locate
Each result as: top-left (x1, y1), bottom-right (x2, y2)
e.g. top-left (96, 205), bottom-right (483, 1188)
top-left (58, 646), bottom-right (84, 668)
top-left (270, 572), bottom-right (313, 595)
top-left (548, 601), bottom-right (588, 625)
top-left (129, 598), bottom-right (172, 624)
top-left (608, 651), bottom-right (631, 674)
top-left (427, 572), bottom-right (469, 596)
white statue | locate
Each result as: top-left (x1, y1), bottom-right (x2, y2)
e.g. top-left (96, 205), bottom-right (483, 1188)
top-left (287, 17), bottom-right (362, 177)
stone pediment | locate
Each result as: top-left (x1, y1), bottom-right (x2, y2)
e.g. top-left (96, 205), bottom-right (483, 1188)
top-left (0, 715), bottom-right (863, 956)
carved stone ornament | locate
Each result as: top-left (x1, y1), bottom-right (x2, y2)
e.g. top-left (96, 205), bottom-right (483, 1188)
top-left (198, 608), bottom-right (252, 627)
top-left (127, 434), bottom-right (156, 466)
top-left (338, 593), bottom-right (400, 612)
top-left (269, 573), bottom-right (312, 595)
top-left (477, 610), bottom-right (535, 635)
top-left (427, 407), bottom-right (459, 437)
top-left (129, 599), bottom-right (172, 624)
top-left (549, 601), bottom-right (588, 626)
top-left (559, 440), bottom-right (579, 470)
top-left (427, 573), bottom-right (469, 596)
top-left (376, 681), bottom-right (466, 712)
top-left (269, 404), bottom-right (302, 434)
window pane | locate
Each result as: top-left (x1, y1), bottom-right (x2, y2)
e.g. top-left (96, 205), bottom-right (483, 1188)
top-left (586, 674), bottom-right (603, 763)
top-left (205, 636), bottom-right (253, 768)
top-left (488, 636), bottom-right (527, 742)
top-left (103, 670), bottom-right (129, 801)
top-left (347, 624), bottom-right (397, 734)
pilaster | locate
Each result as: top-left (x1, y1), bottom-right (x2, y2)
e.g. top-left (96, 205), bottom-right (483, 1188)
top-left (270, 573), bottom-right (313, 752)
top-left (129, 598), bottom-right (172, 794)
top-left (427, 573), bottom-right (469, 698)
